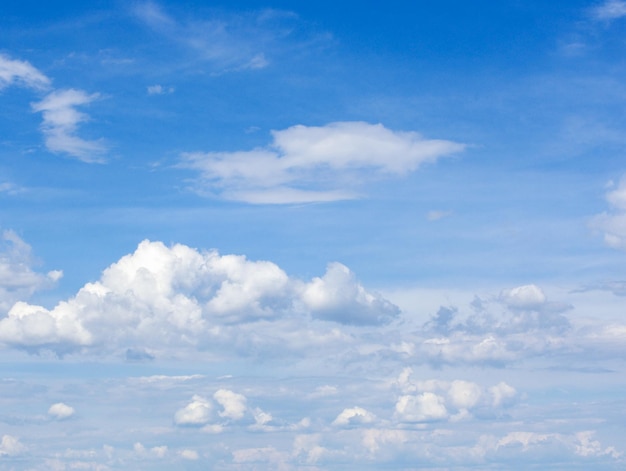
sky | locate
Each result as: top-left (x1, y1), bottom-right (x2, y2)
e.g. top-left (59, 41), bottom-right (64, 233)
top-left (1, 0), bottom-right (626, 469)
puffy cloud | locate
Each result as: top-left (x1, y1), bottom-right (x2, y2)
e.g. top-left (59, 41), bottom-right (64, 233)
top-left (499, 284), bottom-right (546, 310)
top-left (180, 121), bottom-right (464, 203)
top-left (0, 230), bottom-right (62, 313)
top-left (0, 54), bottom-right (50, 90)
top-left (0, 435), bottom-right (26, 456)
top-left (213, 389), bottom-right (247, 420)
top-left (489, 382), bottom-right (517, 407)
top-left (31, 89), bottom-right (106, 162)
top-left (332, 406), bottom-right (376, 427)
top-left (592, 175), bottom-right (626, 250)
top-left (174, 395), bottom-right (212, 426)
top-left (0, 240), bottom-right (398, 355)
top-left (302, 262), bottom-right (399, 325)
top-left (447, 380), bottom-right (482, 410)
top-left (395, 392), bottom-right (448, 422)
top-left (48, 402), bottom-right (75, 420)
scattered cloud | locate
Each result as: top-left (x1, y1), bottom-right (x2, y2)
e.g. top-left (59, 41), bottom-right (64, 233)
top-left (31, 89), bottom-right (107, 162)
top-left (131, 1), bottom-right (299, 73)
top-left (591, 0), bottom-right (626, 20)
top-left (0, 230), bottom-right (62, 313)
top-left (0, 54), bottom-right (50, 91)
top-left (427, 210), bottom-right (452, 221)
top-left (174, 395), bottom-right (212, 426)
top-left (48, 402), bottom-right (75, 420)
top-left (147, 84), bottom-right (174, 95)
top-left (332, 406), bottom-right (376, 427)
top-left (181, 121), bottom-right (464, 204)
top-left (592, 174), bottom-right (626, 250)
top-left (0, 435), bottom-right (26, 457)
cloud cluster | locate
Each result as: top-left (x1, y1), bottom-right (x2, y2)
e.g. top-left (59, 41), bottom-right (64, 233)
top-left (181, 121), bottom-right (465, 203)
top-left (0, 240), bottom-right (398, 355)
top-left (393, 368), bottom-right (516, 423)
top-left (0, 53), bottom-right (105, 161)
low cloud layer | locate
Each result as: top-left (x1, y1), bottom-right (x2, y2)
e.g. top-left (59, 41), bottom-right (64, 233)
top-left (181, 121), bottom-right (465, 203)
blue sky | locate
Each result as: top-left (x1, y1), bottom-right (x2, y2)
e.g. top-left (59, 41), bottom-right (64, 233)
top-left (1, 0), bottom-right (626, 469)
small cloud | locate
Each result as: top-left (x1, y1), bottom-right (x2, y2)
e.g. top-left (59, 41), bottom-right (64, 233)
top-left (147, 84), bottom-right (175, 95)
top-left (180, 449), bottom-right (199, 460)
top-left (214, 389), bottom-right (247, 420)
top-left (591, 0), bottom-right (626, 20)
top-left (427, 210), bottom-right (452, 221)
top-left (332, 406), bottom-right (376, 427)
top-left (174, 395), bottom-right (212, 426)
top-left (0, 435), bottom-right (27, 456)
top-left (590, 174), bottom-right (626, 250)
top-left (48, 402), bottom-right (75, 420)
top-left (0, 54), bottom-right (50, 91)
top-left (31, 89), bottom-right (107, 163)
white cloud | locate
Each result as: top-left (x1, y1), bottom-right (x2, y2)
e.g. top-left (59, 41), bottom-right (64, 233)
top-left (132, 1), bottom-right (280, 73)
top-left (0, 230), bottom-right (62, 314)
top-left (174, 395), bottom-right (212, 426)
top-left (302, 262), bottom-right (399, 325)
top-left (0, 435), bottom-right (26, 456)
top-left (147, 84), bottom-right (174, 95)
top-left (395, 392), bottom-right (448, 422)
top-left (179, 449), bottom-right (199, 460)
top-left (180, 121), bottom-right (464, 203)
top-left (213, 389), bottom-right (247, 420)
top-left (592, 0), bottom-right (626, 20)
top-left (31, 89), bottom-right (107, 162)
top-left (499, 284), bottom-right (546, 310)
top-left (332, 406), bottom-right (376, 427)
top-left (0, 240), bottom-right (398, 354)
top-left (592, 175), bottom-right (626, 250)
top-left (48, 402), bottom-right (75, 420)
top-left (0, 54), bottom-right (50, 90)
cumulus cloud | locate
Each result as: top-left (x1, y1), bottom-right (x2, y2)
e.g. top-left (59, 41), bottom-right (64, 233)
top-left (180, 121), bottom-right (464, 203)
top-left (31, 89), bottom-right (107, 162)
top-left (395, 392), bottom-right (448, 422)
top-left (592, 175), bottom-right (626, 250)
top-left (0, 54), bottom-right (50, 90)
top-left (0, 435), bottom-right (26, 456)
top-left (0, 230), bottom-right (62, 313)
top-left (302, 262), bottom-right (399, 325)
top-left (591, 0), bottom-right (626, 20)
top-left (214, 389), bottom-right (247, 420)
top-left (174, 395), bottom-right (212, 426)
top-left (48, 402), bottom-right (75, 420)
top-left (332, 406), bottom-right (376, 427)
top-left (0, 240), bottom-right (398, 355)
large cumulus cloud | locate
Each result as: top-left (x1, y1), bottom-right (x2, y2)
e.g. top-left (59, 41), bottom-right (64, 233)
top-left (0, 240), bottom-right (399, 355)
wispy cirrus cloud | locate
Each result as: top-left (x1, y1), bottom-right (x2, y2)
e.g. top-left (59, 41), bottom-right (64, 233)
top-left (0, 53), bottom-right (107, 162)
top-left (31, 89), bottom-right (107, 162)
top-left (591, 0), bottom-right (626, 20)
top-left (0, 54), bottom-right (50, 91)
top-left (131, 1), bottom-right (291, 72)
top-left (181, 121), bottom-right (465, 204)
